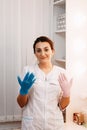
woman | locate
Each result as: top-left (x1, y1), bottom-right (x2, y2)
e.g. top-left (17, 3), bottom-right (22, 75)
top-left (17, 36), bottom-right (72, 130)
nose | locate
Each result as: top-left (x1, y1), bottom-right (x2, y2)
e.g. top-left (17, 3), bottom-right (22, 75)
top-left (41, 51), bottom-right (45, 56)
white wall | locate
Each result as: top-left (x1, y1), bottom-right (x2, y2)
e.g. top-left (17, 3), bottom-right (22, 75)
top-left (66, 0), bottom-right (87, 122)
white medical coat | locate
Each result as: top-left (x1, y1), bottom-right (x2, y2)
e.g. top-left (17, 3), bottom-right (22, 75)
top-left (21, 64), bottom-right (65, 130)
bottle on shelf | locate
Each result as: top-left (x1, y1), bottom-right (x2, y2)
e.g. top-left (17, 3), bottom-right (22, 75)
top-left (56, 13), bottom-right (66, 32)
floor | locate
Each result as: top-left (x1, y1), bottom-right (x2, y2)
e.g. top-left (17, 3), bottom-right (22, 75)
top-left (0, 121), bottom-right (21, 130)
top-left (0, 121), bottom-right (87, 130)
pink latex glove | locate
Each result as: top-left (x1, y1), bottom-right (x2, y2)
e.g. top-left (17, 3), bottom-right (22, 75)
top-left (58, 73), bottom-right (73, 97)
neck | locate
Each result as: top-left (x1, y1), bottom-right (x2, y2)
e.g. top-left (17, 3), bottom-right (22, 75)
top-left (38, 62), bottom-right (53, 69)
top-left (38, 62), bottom-right (53, 74)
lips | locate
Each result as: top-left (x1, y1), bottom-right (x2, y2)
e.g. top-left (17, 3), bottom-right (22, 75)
top-left (40, 57), bottom-right (47, 59)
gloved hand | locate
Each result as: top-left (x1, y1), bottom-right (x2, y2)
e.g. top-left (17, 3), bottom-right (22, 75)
top-left (17, 72), bottom-right (36, 95)
top-left (58, 73), bottom-right (73, 97)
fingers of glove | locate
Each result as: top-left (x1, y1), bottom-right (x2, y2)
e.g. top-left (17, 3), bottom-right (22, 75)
top-left (27, 73), bottom-right (36, 81)
top-left (62, 73), bottom-right (67, 80)
top-left (22, 75), bottom-right (36, 89)
top-left (61, 73), bottom-right (66, 81)
top-left (58, 73), bottom-right (67, 83)
top-left (58, 74), bottom-right (63, 83)
top-left (17, 76), bottom-right (22, 86)
top-left (23, 72), bottom-right (29, 81)
top-left (31, 78), bottom-right (36, 84)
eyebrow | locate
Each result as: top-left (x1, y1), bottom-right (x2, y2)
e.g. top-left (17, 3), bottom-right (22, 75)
top-left (36, 46), bottom-right (49, 49)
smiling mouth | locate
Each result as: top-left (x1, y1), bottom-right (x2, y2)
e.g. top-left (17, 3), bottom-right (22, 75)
top-left (40, 57), bottom-right (47, 59)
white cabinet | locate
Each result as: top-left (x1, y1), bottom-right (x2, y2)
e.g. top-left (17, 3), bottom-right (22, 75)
top-left (52, 0), bottom-right (66, 68)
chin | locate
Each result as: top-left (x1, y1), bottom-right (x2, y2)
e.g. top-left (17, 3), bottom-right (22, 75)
top-left (40, 59), bottom-right (50, 64)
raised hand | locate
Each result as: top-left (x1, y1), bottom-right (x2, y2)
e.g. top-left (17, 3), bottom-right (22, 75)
top-left (58, 73), bottom-right (73, 97)
top-left (17, 72), bottom-right (36, 95)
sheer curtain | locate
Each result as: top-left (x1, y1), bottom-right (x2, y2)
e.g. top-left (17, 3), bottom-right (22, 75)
top-left (0, 0), bottom-right (22, 122)
top-left (0, 0), bottom-right (51, 122)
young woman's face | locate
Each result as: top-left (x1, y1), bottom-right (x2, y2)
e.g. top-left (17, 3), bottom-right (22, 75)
top-left (34, 42), bottom-right (54, 63)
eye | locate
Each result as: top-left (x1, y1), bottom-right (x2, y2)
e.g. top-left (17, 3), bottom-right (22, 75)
top-left (45, 48), bottom-right (49, 52)
top-left (35, 49), bottom-right (41, 53)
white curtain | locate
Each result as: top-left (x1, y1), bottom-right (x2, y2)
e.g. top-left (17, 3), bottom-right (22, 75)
top-left (0, 0), bottom-right (22, 122)
top-left (0, 0), bottom-right (51, 122)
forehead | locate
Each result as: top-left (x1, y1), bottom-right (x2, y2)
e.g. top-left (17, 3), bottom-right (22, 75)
top-left (35, 42), bottom-right (51, 49)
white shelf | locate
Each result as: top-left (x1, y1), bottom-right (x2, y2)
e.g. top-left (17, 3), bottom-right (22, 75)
top-left (55, 59), bottom-right (66, 63)
top-left (55, 59), bottom-right (66, 68)
top-left (55, 30), bottom-right (65, 33)
top-left (53, 0), bottom-right (65, 6)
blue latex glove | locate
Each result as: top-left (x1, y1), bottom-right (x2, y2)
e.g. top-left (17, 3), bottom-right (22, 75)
top-left (17, 72), bottom-right (36, 95)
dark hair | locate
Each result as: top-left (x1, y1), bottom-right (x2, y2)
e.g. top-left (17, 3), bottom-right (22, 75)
top-left (33, 36), bottom-right (54, 53)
